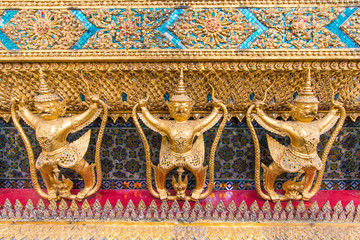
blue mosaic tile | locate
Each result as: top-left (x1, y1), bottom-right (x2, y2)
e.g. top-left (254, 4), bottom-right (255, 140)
top-left (325, 7), bottom-right (359, 48)
top-left (0, 10), bottom-right (20, 50)
top-left (239, 8), bottom-right (267, 49)
top-left (71, 10), bottom-right (100, 50)
top-left (157, 8), bottom-right (186, 49)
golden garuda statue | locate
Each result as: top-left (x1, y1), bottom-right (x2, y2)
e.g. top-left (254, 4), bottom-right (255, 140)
top-left (11, 70), bottom-right (108, 201)
top-left (247, 70), bottom-right (346, 202)
top-left (133, 70), bottom-right (228, 201)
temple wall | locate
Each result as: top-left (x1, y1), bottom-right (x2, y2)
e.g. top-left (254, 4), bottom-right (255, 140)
top-left (1, 1), bottom-right (360, 238)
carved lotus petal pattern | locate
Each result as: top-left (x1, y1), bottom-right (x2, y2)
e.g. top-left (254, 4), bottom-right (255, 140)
top-left (340, 9), bottom-right (360, 46)
top-left (2, 10), bottom-right (87, 50)
top-left (170, 8), bottom-right (256, 49)
top-left (251, 7), bottom-right (346, 49)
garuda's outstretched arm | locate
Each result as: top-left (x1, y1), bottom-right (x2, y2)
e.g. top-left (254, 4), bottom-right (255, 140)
top-left (18, 101), bottom-right (41, 128)
top-left (69, 96), bottom-right (101, 133)
top-left (195, 104), bottom-right (221, 135)
top-left (316, 106), bottom-right (340, 134)
top-left (139, 103), bottom-right (167, 136)
top-left (254, 108), bottom-right (288, 136)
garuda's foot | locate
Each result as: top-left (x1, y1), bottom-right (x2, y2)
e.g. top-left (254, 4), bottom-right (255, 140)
top-left (47, 189), bottom-right (58, 201)
top-left (158, 189), bottom-right (168, 200)
top-left (302, 190), bottom-right (311, 201)
top-left (267, 190), bottom-right (280, 202)
top-left (76, 187), bottom-right (93, 201)
top-left (191, 189), bottom-right (203, 200)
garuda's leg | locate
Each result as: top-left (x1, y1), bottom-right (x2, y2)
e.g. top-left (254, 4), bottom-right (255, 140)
top-left (153, 164), bottom-right (173, 200)
top-left (262, 162), bottom-right (284, 202)
top-left (70, 159), bottom-right (95, 201)
top-left (302, 167), bottom-right (317, 201)
top-left (38, 164), bottom-right (57, 200)
top-left (189, 165), bottom-right (208, 200)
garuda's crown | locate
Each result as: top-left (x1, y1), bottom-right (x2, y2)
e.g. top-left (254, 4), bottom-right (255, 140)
top-left (293, 69), bottom-right (319, 104)
top-left (170, 69), bottom-right (192, 102)
top-left (34, 69), bottom-right (60, 103)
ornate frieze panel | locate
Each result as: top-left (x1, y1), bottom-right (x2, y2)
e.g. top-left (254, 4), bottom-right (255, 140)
top-left (0, 0), bottom-right (359, 8)
top-left (0, 2), bottom-right (358, 60)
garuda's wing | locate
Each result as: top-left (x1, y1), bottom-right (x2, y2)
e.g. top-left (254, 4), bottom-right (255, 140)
top-left (190, 134), bottom-right (205, 167)
top-left (266, 134), bottom-right (286, 163)
top-left (68, 129), bottom-right (91, 161)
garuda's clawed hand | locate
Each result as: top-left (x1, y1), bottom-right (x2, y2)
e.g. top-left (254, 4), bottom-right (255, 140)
top-left (254, 100), bottom-right (265, 112)
top-left (11, 97), bottom-right (26, 109)
top-left (213, 98), bottom-right (222, 108)
top-left (89, 95), bottom-right (100, 106)
top-left (332, 100), bottom-right (343, 110)
top-left (10, 90), bottom-right (25, 107)
top-left (139, 98), bottom-right (148, 108)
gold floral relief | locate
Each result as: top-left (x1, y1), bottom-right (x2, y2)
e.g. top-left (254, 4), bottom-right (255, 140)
top-left (81, 8), bottom-right (174, 49)
top-left (251, 7), bottom-right (345, 49)
top-left (170, 8), bottom-right (256, 49)
top-left (3, 9), bottom-right (86, 50)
